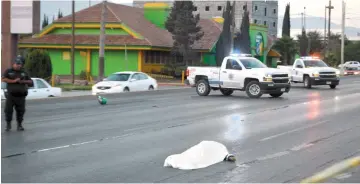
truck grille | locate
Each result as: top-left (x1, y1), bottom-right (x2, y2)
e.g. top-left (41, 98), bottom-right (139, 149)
top-left (97, 86), bottom-right (111, 90)
top-left (272, 74), bottom-right (288, 78)
top-left (273, 79), bottom-right (289, 83)
top-left (319, 72), bottom-right (336, 78)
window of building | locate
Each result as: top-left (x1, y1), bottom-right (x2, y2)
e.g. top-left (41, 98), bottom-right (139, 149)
top-left (194, 6), bottom-right (197, 11)
top-left (205, 6), bottom-right (209, 11)
top-left (144, 51), bottom-right (184, 65)
top-left (264, 21), bottom-right (267, 26)
top-left (217, 6), bottom-right (222, 11)
top-left (254, 19), bottom-right (258, 24)
top-left (243, 5), bottom-right (246, 10)
top-left (254, 5), bottom-right (258, 11)
top-left (273, 9), bottom-right (276, 14)
top-left (264, 8), bottom-right (267, 16)
top-left (273, 22), bottom-right (276, 27)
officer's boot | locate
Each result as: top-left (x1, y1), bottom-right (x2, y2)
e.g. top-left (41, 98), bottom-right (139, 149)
top-left (17, 121), bottom-right (24, 131)
top-left (5, 122), bottom-right (11, 131)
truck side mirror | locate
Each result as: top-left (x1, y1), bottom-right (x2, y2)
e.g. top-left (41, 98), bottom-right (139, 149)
top-left (296, 65), bottom-right (303, 68)
top-left (233, 65), bottom-right (242, 70)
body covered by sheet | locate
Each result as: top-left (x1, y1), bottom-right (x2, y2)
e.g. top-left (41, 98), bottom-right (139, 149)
top-left (164, 141), bottom-right (231, 170)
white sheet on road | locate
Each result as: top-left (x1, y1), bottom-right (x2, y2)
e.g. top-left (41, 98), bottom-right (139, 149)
top-left (164, 141), bottom-right (230, 170)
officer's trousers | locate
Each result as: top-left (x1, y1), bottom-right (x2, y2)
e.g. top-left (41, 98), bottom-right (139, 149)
top-left (4, 95), bottom-right (26, 123)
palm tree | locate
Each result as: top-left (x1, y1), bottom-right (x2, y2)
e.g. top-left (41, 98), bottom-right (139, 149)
top-left (273, 36), bottom-right (298, 65)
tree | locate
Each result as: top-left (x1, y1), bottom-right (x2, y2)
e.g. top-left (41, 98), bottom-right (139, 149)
top-left (282, 3), bottom-right (291, 37)
top-left (306, 31), bottom-right (323, 54)
top-left (23, 49), bottom-right (53, 82)
top-left (273, 36), bottom-right (298, 65)
top-left (235, 3), bottom-right (251, 54)
top-left (344, 41), bottom-right (360, 61)
top-left (165, 1), bottom-right (204, 66)
top-left (297, 28), bottom-right (308, 56)
top-left (42, 14), bottom-right (49, 29)
top-left (58, 9), bottom-right (63, 19)
top-left (214, 1), bottom-right (232, 66)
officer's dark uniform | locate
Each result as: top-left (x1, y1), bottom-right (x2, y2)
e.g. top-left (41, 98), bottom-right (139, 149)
top-left (2, 56), bottom-right (32, 131)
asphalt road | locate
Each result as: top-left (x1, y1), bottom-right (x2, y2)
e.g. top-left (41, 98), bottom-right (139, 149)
top-left (2, 76), bottom-right (360, 183)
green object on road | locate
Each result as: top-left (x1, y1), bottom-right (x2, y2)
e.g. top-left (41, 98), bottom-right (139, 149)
top-left (97, 96), bottom-right (107, 105)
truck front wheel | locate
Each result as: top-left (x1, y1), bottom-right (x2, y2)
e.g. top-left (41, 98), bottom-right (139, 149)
top-left (220, 88), bottom-right (234, 96)
top-left (196, 79), bottom-right (211, 96)
top-left (245, 81), bottom-right (263, 98)
top-left (330, 84), bottom-right (337, 89)
top-left (304, 76), bottom-right (312, 89)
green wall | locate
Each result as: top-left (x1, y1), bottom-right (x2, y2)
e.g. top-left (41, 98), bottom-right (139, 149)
top-left (144, 7), bottom-right (169, 29)
top-left (249, 24), bottom-right (268, 58)
top-left (48, 49), bottom-right (138, 76)
top-left (91, 50), bottom-right (138, 76)
top-left (47, 49), bottom-right (86, 75)
top-left (49, 28), bottom-right (129, 35)
top-left (203, 45), bottom-right (217, 66)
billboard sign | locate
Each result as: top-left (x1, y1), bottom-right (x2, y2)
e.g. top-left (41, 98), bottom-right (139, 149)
top-left (11, 0), bottom-right (33, 34)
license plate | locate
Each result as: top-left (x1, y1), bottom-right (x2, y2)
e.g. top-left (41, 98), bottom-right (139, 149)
top-left (326, 81), bottom-right (331, 84)
top-left (281, 88), bottom-right (286, 92)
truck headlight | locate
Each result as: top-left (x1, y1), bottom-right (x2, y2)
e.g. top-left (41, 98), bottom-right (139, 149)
top-left (312, 72), bottom-right (319, 77)
top-left (263, 73), bottom-right (272, 82)
top-left (336, 70), bottom-right (340, 77)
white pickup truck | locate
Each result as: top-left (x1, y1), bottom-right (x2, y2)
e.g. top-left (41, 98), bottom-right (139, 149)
top-left (277, 56), bottom-right (340, 89)
top-left (186, 54), bottom-right (291, 98)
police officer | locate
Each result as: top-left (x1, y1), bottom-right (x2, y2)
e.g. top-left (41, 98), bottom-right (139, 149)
top-left (2, 55), bottom-right (33, 131)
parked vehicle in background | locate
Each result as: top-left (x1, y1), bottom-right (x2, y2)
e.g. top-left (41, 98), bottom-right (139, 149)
top-left (92, 71), bottom-right (158, 95)
top-left (338, 61), bottom-right (360, 70)
top-left (278, 56), bottom-right (340, 89)
top-left (1, 78), bottom-right (62, 100)
top-left (186, 54), bottom-right (291, 98)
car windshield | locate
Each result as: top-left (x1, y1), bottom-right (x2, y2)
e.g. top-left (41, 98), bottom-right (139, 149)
top-left (238, 58), bottom-right (267, 69)
top-left (105, 73), bottom-right (131, 81)
top-left (1, 82), bottom-right (7, 89)
top-left (304, 60), bottom-right (328, 67)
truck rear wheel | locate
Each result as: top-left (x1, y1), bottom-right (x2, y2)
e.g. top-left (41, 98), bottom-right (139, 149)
top-left (220, 88), bottom-right (234, 96)
top-left (269, 92), bottom-right (283, 98)
top-left (196, 79), bottom-right (211, 96)
top-left (245, 81), bottom-right (263, 98)
top-left (304, 76), bottom-right (312, 89)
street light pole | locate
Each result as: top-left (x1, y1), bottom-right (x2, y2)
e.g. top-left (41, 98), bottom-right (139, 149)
top-left (71, 0), bottom-right (75, 84)
top-left (98, 0), bottom-right (107, 81)
top-left (340, 0), bottom-right (345, 74)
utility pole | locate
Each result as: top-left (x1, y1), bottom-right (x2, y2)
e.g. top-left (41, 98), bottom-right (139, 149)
top-left (71, 0), bottom-right (75, 84)
top-left (301, 12), bottom-right (304, 29)
top-left (324, 7), bottom-right (327, 42)
top-left (98, 0), bottom-right (106, 81)
top-left (125, 44), bottom-right (128, 70)
top-left (326, 0), bottom-right (334, 54)
top-left (340, 0), bottom-right (345, 74)
top-left (304, 7), bottom-right (306, 29)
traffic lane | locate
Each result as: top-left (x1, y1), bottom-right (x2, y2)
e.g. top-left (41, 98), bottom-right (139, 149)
top-left (2, 81), bottom-right (360, 157)
top-left (2, 86), bottom-right (360, 182)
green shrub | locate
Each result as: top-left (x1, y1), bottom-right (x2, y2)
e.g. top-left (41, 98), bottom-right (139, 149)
top-left (23, 49), bottom-right (52, 82)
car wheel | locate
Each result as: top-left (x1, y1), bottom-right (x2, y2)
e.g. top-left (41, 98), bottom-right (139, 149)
top-left (245, 81), bottom-right (263, 98)
top-left (148, 85), bottom-right (154, 90)
top-left (330, 84), bottom-right (337, 89)
top-left (124, 87), bottom-right (130, 92)
top-left (304, 76), bottom-right (312, 89)
top-left (196, 79), bottom-right (210, 96)
top-left (269, 92), bottom-right (283, 98)
top-left (220, 88), bottom-right (234, 96)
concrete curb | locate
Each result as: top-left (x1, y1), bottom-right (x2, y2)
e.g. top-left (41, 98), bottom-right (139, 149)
top-left (301, 156), bottom-right (360, 183)
top-left (158, 83), bottom-right (189, 87)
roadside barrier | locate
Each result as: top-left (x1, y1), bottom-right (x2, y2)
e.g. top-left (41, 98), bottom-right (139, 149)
top-left (301, 155), bottom-right (360, 183)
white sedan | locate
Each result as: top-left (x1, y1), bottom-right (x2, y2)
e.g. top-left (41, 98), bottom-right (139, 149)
top-left (92, 71), bottom-right (158, 95)
top-left (338, 61), bottom-right (360, 70)
top-left (1, 78), bottom-right (62, 100)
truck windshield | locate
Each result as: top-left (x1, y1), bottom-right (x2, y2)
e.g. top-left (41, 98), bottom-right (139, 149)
top-left (304, 60), bottom-right (328, 67)
top-left (239, 58), bottom-right (267, 69)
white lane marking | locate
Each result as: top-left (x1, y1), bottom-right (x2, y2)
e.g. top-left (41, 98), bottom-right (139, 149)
top-left (257, 151), bottom-right (290, 161)
top-left (335, 172), bottom-right (352, 180)
top-left (259, 121), bottom-right (328, 142)
top-left (290, 143), bottom-right (314, 151)
top-left (71, 140), bottom-right (99, 146)
top-left (37, 145), bottom-right (70, 152)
